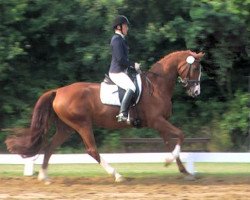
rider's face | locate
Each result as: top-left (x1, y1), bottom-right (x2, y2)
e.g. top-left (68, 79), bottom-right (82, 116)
top-left (121, 23), bottom-right (129, 36)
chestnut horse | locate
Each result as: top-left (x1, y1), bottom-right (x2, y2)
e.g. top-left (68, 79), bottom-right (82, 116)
top-left (6, 50), bottom-right (204, 182)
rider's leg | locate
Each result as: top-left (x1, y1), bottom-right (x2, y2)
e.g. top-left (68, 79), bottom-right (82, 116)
top-left (109, 72), bottom-right (136, 122)
top-left (117, 89), bottom-right (134, 121)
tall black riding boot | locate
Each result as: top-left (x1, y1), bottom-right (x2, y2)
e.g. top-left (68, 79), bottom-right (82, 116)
top-left (117, 89), bottom-right (134, 122)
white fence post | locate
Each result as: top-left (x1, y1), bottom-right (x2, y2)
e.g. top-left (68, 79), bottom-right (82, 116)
top-left (23, 158), bottom-right (34, 176)
top-left (185, 153), bottom-right (195, 175)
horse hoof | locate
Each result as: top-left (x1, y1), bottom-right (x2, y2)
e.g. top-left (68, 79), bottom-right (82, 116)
top-left (37, 176), bottom-right (45, 182)
top-left (115, 176), bottom-right (126, 183)
top-left (44, 179), bottom-right (52, 185)
top-left (164, 162), bottom-right (172, 167)
top-left (37, 169), bottom-right (48, 182)
top-left (184, 174), bottom-right (196, 181)
top-left (38, 176), bottom-right (51, 185)
top-left (165, 157), bottom-right (175, 164)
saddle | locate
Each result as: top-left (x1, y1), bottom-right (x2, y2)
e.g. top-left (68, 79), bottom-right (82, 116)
top-left (100, 68), bottom-right (142, 107)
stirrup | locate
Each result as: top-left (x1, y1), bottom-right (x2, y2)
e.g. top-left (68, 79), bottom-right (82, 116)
top-left (116, 113), bottom-right (129, 123)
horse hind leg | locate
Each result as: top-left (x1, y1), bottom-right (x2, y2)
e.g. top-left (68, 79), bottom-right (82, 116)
top-left (77, 123), bottom-right (125, 182)
top-left (38, 125), bottom-right (72, 184)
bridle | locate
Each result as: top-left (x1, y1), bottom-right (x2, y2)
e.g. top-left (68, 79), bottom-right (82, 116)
top-left (178, 57), bottom-right (201, 88)
top-left (142, 55), bottom-right (202, 95)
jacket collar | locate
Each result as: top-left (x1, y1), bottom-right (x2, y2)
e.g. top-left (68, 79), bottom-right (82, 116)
top-left (115, 30), bottom-right (125, 38)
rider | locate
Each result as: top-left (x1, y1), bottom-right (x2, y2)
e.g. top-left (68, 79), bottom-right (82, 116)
top-left (109, 15), bottom-right (140, 122)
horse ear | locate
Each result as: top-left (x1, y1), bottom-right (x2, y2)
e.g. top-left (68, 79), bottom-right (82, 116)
top-left (189, 51), bottom-right (205, 59)
top-left (197, 52), bottom-right (205, 58)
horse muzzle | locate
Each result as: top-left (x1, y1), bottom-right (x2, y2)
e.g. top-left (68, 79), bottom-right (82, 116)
top-left (187, 84), bottom-right (200, 97)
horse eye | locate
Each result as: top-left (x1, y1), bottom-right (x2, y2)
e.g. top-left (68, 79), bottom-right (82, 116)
top-left (193, 64), bottom-right (201, 71)
top-left (194, 66), bottom-right (200, 71)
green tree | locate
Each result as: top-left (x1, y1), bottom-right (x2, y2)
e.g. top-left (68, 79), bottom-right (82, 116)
top-left (0, 0), bottom-right (30, 128)
top-left (0, 0), bottom-right (249, 152)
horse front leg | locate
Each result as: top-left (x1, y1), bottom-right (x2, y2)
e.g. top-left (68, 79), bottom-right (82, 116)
top-left (150, 117), bottom-right (189, 175)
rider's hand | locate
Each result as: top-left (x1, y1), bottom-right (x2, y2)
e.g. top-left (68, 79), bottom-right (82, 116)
top-left (134, 62), bottom-right (142, 73)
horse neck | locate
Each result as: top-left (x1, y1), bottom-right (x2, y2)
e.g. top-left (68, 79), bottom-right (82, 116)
top-left (149, 56), bottom-right (179, 97)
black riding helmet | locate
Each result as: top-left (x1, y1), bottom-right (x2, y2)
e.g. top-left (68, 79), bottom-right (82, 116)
top-left (112, 15), bottom-right (130, 29)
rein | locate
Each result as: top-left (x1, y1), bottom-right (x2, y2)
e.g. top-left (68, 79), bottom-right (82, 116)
top-left (141, 61), bottom-right (201, 94)
top-left (141, 71), bottom-right (155, 96)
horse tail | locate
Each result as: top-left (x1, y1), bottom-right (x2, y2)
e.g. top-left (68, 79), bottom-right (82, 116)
top-left (5, 90), bottom-right (57, 157)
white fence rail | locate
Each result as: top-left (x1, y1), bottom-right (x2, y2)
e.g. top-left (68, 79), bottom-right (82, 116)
top-left (0, 152), bottom-right (250, 176)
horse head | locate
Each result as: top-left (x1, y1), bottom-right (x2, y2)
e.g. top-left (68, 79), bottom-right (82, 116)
top-left (177, 51), bottom-right (205, 97)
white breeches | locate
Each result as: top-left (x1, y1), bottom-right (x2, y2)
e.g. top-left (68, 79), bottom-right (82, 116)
top-left (109, 72), bottom-right (136, 92)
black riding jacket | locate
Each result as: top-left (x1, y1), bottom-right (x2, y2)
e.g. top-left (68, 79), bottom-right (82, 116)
top-left (109, 33), bottom-right (134, 73)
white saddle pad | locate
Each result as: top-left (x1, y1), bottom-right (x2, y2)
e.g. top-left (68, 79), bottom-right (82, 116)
top-left (100, 74), bottom-right (142, 106)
